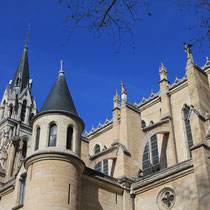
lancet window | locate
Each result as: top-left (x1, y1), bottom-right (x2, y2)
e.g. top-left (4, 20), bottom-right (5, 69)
top-left (66, 126), bottom-right (73, 150)
top-left (183, 105), bottom-right (193, 156)
top-left (48, 123), bottom-right (57, 147)
top-left (35, 127), bottom-right (40, 151)
top-left (142, 134), bottom-right (160, 176)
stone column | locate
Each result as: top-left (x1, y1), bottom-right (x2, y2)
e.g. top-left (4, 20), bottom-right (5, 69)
top-left (4, 102), bottom-right (8, 118)
top-left (0, 106), bottom-right (4, 119)
top-left (17, 102), bottom-right (22, 121)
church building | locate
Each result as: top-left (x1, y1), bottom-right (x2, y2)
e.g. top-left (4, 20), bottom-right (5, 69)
top-left (0, 39), bottom-right (210, 210)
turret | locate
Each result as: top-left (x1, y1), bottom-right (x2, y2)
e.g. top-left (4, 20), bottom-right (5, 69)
top-left (24, 61), bottom-right (85, 210)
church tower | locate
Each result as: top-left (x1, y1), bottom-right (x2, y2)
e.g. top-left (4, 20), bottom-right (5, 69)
top-left (0, 36), bottom-right (37, 182)
top-left (24, 61), bottom-right (85, 210)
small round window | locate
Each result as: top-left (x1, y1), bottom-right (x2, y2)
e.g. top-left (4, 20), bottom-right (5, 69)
top-left (156, 187), bottom-right (176, 210)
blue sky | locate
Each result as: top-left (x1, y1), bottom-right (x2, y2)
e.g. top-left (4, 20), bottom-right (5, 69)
top-left (0, 0), bottom-right (209, 132)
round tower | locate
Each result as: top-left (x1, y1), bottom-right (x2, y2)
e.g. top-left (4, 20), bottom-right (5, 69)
top-left (24, 62), bottom-right (85, 210)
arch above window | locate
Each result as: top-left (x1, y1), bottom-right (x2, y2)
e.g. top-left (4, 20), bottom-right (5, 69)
top-left (48, 123), bottom-right (57, 147)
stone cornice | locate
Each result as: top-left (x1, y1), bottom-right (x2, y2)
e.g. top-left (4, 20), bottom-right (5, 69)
top-left (25, 149), bottom-right (86, 173)
top-left (132, 159), bottom-right (193, 193)
top-left (190, 142), bottom-right (210, 151)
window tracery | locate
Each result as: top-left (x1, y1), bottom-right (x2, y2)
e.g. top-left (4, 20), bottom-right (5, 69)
top-left (142, 134), bottom-right (160, 176)
top-left (157, 187), bottom-right (176, 210)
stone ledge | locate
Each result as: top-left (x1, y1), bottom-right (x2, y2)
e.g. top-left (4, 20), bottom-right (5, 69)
top-left (132, 159), bottom-right (193, 191)
top-left (24, 149), bottom-right (85, 172)
top-left (191, 142), bottom-right (210, 151)
top-left (12, 204), bottom-right (23, 210)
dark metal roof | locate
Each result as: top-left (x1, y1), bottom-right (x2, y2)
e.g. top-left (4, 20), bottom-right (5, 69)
top-left (40, 71), bottom-right (78, 116)
top-left (10, 46), bottom-right (29, 93)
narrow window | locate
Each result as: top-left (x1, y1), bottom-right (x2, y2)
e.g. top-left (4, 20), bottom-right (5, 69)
top-left (103, 159), bottom-right (109, 175)
top-left (183, 105), bottom-right (193, 156)
top-left (94, 162), bottom-right (102, 172)
top-left (9, 104), bottom-right (13, 118)
top-left (142, 142), bottom-right (151, 176)
top-left (21, 100), bottom-right (27, 122)
top-left (22, 141), bottom-right (27, 158)
top-left (16, 77), bottom-right (20, 86)
top-left (35, 127), bottom-right (40, 151)
top-left (66, 126), bottom-right (73, 150)
top-left (19, 178), bottom-right (26, 204)
top-left (48, 124), bottom-right (57, 147)
top-left (68, 184), bottom-right (71, 204)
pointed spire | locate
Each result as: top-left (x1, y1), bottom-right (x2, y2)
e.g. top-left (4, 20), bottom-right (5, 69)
top-left (40, 63), bottom-right (78, 116)
top-left (10, 42), bottom-right (29, 94)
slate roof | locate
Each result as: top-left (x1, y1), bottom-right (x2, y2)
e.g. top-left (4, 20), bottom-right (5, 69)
top-left (10, 46), bottom-right (29, 93)
top-left (40, 71), bottom-right (78, 116)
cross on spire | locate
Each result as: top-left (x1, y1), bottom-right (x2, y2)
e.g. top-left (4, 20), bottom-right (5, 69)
top-left (25, 24), bottom-right (31, 48)
top-left (59, 60), bottom-right (64, 75)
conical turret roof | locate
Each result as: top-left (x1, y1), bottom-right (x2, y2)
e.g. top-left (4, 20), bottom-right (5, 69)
top-left (10, 46), bottom-right (29, 93)
top-left (40, 70), bottom-right (78, 116)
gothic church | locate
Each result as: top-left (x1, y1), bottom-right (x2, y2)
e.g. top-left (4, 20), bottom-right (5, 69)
top-left (0, 40), bottom-right (210, 210)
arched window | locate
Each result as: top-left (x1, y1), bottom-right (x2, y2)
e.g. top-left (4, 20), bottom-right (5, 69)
top-left (142, 134), bottom-right (160, 176)
top-left (66, 126), bottom-right (73, 150)
top-left (16, 78), bottom-right (20, 86)
top-left (94, 144), bottom-right (100, 154)
top-left (93, 144), bottom-right (109, 175)
top-left (142, 120), bottom-right (146, 128)
top-left (22, 141), bottom-right (27, 158)
top-left (21, 100), bottom-right (27, 122)
top-left (183, 105), bottom-right (193, 156)
top-left (35, 127), bottom-right (40, 151)
top-left (48, 124), bottom-right (57, 147)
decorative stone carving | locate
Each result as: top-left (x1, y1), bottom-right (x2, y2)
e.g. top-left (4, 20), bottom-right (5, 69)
top-left (156, 187), bottom-right (176, 210)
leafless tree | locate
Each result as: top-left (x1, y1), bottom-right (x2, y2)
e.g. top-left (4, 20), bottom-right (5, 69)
top-left (59, 0), bottom-right (209, 52)
top-left (179, 0), bottom-right (209, 51)
top-left (59, 0), bottom-right (151, 52)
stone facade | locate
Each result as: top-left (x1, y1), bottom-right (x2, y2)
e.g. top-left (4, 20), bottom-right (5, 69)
top-left (0, 42), bottom-right (210, 210)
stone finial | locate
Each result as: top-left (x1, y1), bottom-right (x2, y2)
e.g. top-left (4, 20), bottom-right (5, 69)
top-left (159, 60), bottom-right (167, 81)
top-left (184, 42), bottom-right (194, 69)
top-left (121, 81), bottom-right (127, 105)
top-left (204, 56), bottom-right (210, 67)
top-left (121, 81), bottom-right (127, 95)
top-left (113, 89), bottom-right (120, 108)
top-left (59, 60), bottom-right (64, 75)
